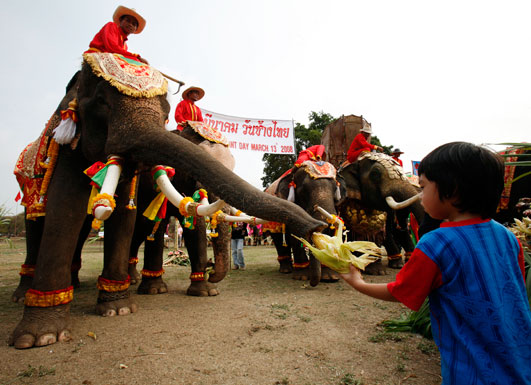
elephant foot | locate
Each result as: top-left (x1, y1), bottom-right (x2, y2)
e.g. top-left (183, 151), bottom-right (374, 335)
top-left (186, 281), bottom-right (219, 297)
top-left (128, 264), bottom-right (141, 285)
top-left (363, 260), bottom-right (387, 276)
top-left (95, 290), bottom-right (138, 317)
top-left (12, 276), bottom-right (33, 304)
top-left (9, 304), bottom-right (72, 349)
top-left (291, 268), bottom-right (310, 281)
top-left (387, 256), bottom-right (404, 270)
top-left (320, 266), bottom-right (339, 282)
top-left (278, 259), bottom-right (293, 274)
top-left (137, 277), bottom-right (168, 295)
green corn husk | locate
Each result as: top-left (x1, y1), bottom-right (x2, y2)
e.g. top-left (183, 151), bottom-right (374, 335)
top-left (292, 221), bottom-right (381, 273)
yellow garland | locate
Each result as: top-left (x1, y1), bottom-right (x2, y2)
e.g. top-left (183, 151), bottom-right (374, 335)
top-left (25, 286), bottom-right (74, 307)
top-left (147, 221), bottom-right (161, 241)
top-left (19, 264), bottom-right (36, 277)
top-left (141, 268), bottom-right (165, 277)
top-left (92, 218), bottom-right (103, 231)
top-left (36, 138), bottom-right (59, 209)
top-left (209, 210), bottom-right (223, 238)
top-left (178, 197), bottom-right (195, 216)
top-left (293, 262), bottom-right (310, 269)
top-left (97, 276), bottom-right (130, 292)
top-left (126, 175), bottom-right (138, 210)
top-left (129, 257), bottom-right (139, 264)
top-left (190, 272), bottom-right (205, 281)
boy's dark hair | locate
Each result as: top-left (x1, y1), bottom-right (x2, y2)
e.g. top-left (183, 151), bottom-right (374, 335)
top-left (418, 142), bottom-right (504, 218)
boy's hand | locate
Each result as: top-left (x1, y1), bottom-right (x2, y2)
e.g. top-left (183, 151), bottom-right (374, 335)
top-left (339, 263), bottom-right (364, 288)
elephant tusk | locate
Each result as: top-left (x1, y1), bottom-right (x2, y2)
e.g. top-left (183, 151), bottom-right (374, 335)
top-left (155, 171), bottom-right (187, 207)
top-left (154, 171), bottom-right (225, 216)
top-left (316, 206), bottom-right (342, 226)
top-left (385, 192), bottom-right (422, 210)
top-left (196, 199), bottom-right (226, 216)
top-left (94, 155), bottom-right (123, 221)
top-left (228, 206), bottom-right (269, 224)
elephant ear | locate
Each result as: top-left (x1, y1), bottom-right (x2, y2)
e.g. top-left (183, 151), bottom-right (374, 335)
top-left (339, 163), bottom-right (362, 200)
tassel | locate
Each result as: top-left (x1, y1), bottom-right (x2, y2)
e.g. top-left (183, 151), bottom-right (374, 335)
top-left (282, 224), bottom-right (287, 247)
top-left (53, 99), bottom-right (78, 145)
top-left (287, 181), bottom-right (296, 202)
top-left (126, 175), bottom-right (138, 210)
top-left (147, 221), bottom-right (161, 241)
top-left (335, 184), bottom-right (341, 201)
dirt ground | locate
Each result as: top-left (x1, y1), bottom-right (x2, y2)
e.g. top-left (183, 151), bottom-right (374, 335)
top-left (0, 238), bottom-right (441, 385)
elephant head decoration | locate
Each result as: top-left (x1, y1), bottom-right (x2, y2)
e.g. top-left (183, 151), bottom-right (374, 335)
top-left (10, 53), bottom-right (325, 349)
top-left (338, 152), bottom-right (424, 274)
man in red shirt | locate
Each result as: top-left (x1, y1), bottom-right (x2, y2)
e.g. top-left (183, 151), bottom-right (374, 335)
top-left (391, 148), bottom-right (404, 167)
top-left (174, 87), bottom-right (205, 131)
top-left (85, 6), bottom-right (148, 64)
top-left (346, 126), bottom-right (383, 163)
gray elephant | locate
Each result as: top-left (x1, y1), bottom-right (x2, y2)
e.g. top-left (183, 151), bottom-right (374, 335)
top-left (265, 156), bottom-right (345, 286)
top-left (9, 53), bottom-right (325, 349)
top-left (338, 152), bottom-right (424, 274)
top-left (128, 124), bottom-right (235, 297)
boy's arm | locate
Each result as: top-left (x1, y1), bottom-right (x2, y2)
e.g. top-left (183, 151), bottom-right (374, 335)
top-left (340, 264), bottom-right (398, 302)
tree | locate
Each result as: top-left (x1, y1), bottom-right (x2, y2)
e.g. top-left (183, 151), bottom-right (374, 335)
top-left (261, 111), bottom-right (335, 188)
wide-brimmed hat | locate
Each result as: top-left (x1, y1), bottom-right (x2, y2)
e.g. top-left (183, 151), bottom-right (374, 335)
top-left (113, 6), bottom-right (146, 34)
top-left (392, 148), bottom-right (404, 154)
top-left (182, 86), bottom-right (205, 101)
top-left (360, 126), bottom-right (372, 134)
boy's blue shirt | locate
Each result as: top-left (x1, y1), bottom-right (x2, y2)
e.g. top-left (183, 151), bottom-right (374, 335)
top-left (417, 218), bottom-right (531, 385)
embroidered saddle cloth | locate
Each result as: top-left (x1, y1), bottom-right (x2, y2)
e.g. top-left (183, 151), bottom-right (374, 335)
top-left (83, 53), bottom-right (167, 98)
top-left (185, 121), bottom-right (229, 147)
top-left (300, 160), bottom-right (336, 179)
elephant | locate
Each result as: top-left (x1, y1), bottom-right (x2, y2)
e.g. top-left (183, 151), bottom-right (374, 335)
top-left (128, 125), bottom-right (236, 297)
top-left (338, 152), bottom-right (424, 274)
top-left (265, 159), bottom-right (345, 286)
top-left (9, 52), bottom-right (325, 349)
top-left (494, 148), bottom-right (531, 225)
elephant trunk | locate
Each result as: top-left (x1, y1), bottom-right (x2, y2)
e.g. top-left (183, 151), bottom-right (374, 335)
top-left (128, 129), bottom-right (326, 237)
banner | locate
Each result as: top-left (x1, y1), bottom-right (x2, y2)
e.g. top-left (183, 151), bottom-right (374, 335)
top-left (202, 109), bottom-right (295, 155)
top-left (411, 160), bottom-right (421, 176)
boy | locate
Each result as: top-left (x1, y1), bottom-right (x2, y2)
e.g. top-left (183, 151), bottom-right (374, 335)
top-left (340, 142), bottom-right (531, 384)
top-left (85, 6), bottom-right (148, 64)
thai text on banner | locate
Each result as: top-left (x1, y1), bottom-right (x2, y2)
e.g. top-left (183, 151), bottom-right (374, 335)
top-left (202, 109), bottom-right (295, 154)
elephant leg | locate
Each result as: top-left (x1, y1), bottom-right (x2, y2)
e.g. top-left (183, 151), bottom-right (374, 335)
top-left (95, 180), bottom-right (138, 317)
top-left (10, 152), bottom-right (90, 349)
top-left (271, 232), bottom-right (292, 273)
top-left (12, 214), bottom-right (44, 304)
top-left (291, 237), bottom-right (312, 281)
top-left (207, 202), bottom-right (230, 284)
top-left (363, 260), bottom-right (388, 276)
top-left (394, 211), bottom-right (415, 263)
top-left (128, 214), bottom-right (153, 286)
top-left (183, 217), bottom-right (218, 297)
top-left (320, 265), bottom-right (340, 282)
top-left (137, 217), bottom-right (168, 295)
top-left (383, 212), bottom-right (404, 269)
top-left (71, 216), bottom-right (93, 288)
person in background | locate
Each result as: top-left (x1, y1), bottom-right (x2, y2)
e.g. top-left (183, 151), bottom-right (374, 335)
top-left (391, 148), bottom-right (404, 167)
top-left (231, 222), bottom-right (247, 270)
top-left (339, 141), bottom-right (531, 384)
top-left (174, 87), bottom-right (205, 131)
top-left (85, 6), bottom-right (148, 64)
top-left (346, 126), bottom-right (383, 163)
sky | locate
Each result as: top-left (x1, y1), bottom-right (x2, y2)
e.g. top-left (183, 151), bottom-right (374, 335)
top-left (1, 0), bottom-right (530, 215)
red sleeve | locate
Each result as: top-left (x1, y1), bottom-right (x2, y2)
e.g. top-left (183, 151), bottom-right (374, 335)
top-left (387, 248), bottom-right (443, 311)
top-left (87, 22), bottom-right (138, 59)
top-left (174, 100), bottom-right (187, 127)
